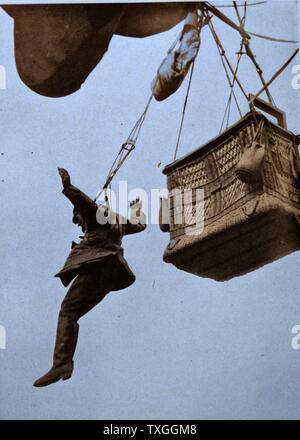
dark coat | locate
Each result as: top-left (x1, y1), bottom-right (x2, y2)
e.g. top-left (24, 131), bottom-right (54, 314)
top-left (55, 184), bottom-right (146, 289)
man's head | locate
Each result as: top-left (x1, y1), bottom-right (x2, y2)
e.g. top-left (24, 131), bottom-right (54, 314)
top-left (72, 209), bottom-right (86, 232)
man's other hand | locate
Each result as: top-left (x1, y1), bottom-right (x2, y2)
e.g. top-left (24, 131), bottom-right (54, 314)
top-left (130, 197), bottom-right (142, 217)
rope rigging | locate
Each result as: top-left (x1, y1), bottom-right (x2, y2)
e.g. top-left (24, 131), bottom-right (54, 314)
top-left (94, 0), bottom-right (299, 200)
top-left (207, 16), bottom-right (248, 107)
top-left (247, 31), bottom-right (299, 44)
top-left (233, 1), bottom-right (275, 106)
top-left (94, 26), bottom-right (187, 202)
top-left (173, 60), bottom-right (196, 161)
top-left (173, 9), bottom-right (207, 160)
top-left (94, 94), bottom-right (153, 202)
top-left (214, 1), bottom-right (266, 7)
top-left (207, 18), bottom-right (249, 101)
top-left (220, 1), bottom-right (248, 132)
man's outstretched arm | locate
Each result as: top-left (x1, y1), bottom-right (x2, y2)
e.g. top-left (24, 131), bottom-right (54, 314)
top-left (58, 168), bottom-right (97, 222)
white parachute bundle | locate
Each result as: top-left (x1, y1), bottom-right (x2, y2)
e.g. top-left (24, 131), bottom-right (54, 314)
top-left (151, 10), bottom-right (204, 101)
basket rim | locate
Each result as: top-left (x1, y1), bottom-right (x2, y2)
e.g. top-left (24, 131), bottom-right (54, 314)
top-left (163, 111), bottom-right (297, 175)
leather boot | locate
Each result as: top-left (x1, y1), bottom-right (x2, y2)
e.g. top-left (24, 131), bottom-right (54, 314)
top-left (33, 316), bottom-right (79, 387)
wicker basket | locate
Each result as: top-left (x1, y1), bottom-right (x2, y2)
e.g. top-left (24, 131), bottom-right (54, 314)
top-left (162, 111), bottom-right (300, 281)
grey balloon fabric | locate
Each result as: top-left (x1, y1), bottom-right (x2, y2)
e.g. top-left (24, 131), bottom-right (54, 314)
top-left (115, 2), bottom-right (191, 38)
top-left (2, 4), bottom-right (127, 98)
top-left (1, 3), bottom-right (192, 98)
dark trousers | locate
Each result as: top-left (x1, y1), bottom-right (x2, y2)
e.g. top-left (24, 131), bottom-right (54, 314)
top-left (52, 263), bottom-right (113, 368)
top-left (59, 264), bottom-right (111, 322)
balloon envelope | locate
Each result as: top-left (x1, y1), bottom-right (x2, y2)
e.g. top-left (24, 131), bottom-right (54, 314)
top-left (2, 3), bottom-right (192, 97)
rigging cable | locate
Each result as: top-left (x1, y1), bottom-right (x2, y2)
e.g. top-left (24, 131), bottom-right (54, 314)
top-left (205, 2), bottom-right (298, 44)
top-left (220, 1), bottom-right (248, 132)
top-left (173, 8), bottom-right (206, 160)
top-left (233, 0), bottom-right (275, 105)
top-left (173, 60), bottom-right (196, 161)
top-left (95, 1), bottom-right (299, 198)
top-left (94, 94), bottom-right (153, 202)
top-left (207, 17), bottom-right (248, 108)
top-left (94, 28), bottom-right (185, 201)
top-left (248, 31), bottom-right (298, 44)
top-left (214, 1), bottom-right (266, 7)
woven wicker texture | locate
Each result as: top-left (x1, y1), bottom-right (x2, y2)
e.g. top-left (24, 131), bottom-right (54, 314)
top-left (162, 113), bottom-right (300, 280)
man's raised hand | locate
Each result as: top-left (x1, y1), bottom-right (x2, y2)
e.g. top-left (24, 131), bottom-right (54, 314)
top-left (58, 168), bottom-right (71, 189)
top-left (130, 197), bottom-right (142, 217)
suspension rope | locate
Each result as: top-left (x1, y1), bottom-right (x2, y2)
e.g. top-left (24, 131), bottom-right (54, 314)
top-left (214, 1), bottom-right (266, 7)
top-left (221, 49), bottom-right (243, 131)
top-left (209, 23), bottom-right (243, 128)
top-left (205, 2), bottom-right (298, 44)
top-left (209, 21), bottom-right (248, 101)
top-left (94, 24), bottom-right (188, 202)
top-left (94, 94), bottom-right (153, 202)
top-left (173, 60), bottom-right (196, 161)
top-left (220, 1), bottom-right (248, 132)
top-left (233, 1), bottom-right (275, 105)
top-left (251, 48), bottom-right (300, 102)
top-left (208, 17), bottom-right (247, 108)
top-left (173, 8), bottom-right (207, 160)
top-left (127, 94), bottom-right (153, 143)
top-left (95, 1), bottom-right (298, 197)
top-left (248, 31), bottom-right (299, 44)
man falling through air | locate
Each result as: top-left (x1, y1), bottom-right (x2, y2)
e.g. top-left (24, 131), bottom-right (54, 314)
top-left (34, 168), bottom-right (146, 387)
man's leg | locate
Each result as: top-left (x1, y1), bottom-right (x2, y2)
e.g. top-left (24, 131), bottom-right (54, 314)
top-left (33, 265), bottom-right (109, 387)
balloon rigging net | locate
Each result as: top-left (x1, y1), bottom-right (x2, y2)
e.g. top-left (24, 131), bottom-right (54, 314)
top-left (95, 1), bottom-right (300, 280)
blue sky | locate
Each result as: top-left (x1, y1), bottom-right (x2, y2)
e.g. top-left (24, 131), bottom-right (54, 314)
top-left (0, 1), bottom-right (299, 419)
